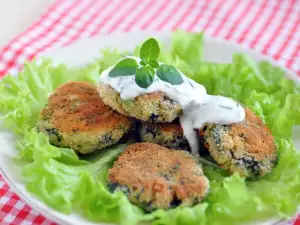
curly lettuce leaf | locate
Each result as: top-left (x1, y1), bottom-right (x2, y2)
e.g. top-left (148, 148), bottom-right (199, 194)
top-left (143, 203), bottom-right (208, 225)
top-left (0, 31), bottom-right (300, 225)
top-left (22, 142), bottom-right (143, 224)
top-left (17, 128), bottom-right (86, 164)
top-left (170, 30), bottom-right (204, 72)
top-left (154, 31), bottom-right (300, 225)
top-left (0, 59), bottom-right (99, 134)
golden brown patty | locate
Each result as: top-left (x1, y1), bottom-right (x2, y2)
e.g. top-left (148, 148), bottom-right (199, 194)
top-left (139, 121), bottom-right (190, 151)
top-left (198, 108), bottom-right (277, 179)
top-left (38, 81), bottom-right (133, 154)
top-left (98, 83), bottom-right (182, 122)
top-left (108, 143), bottom-right (209, 212)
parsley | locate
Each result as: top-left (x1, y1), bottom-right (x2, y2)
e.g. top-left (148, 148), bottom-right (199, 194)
top-left (148, 60), bottom-right (159, 68)
top-left (157, 64), bottom-right (183, 85)
top-left (135, 66), bottom-right (155, 88)
top-left (108, 58), bottom-right (138, 77)
top-left (140, 38), bottom-right (160, 62)
top-left (108, 37), bottom-right (183, 88)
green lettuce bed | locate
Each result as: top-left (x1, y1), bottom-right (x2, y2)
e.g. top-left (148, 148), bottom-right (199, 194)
top-left (0, 31), bottom-right (300, 225)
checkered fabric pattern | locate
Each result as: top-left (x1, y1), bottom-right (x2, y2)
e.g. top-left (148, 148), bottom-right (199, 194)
top-left (0, 0), bottom-right (299, 224)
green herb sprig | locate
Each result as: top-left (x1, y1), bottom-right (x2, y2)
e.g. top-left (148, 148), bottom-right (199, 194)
top-left (108, 38), bottom-right (183, 88)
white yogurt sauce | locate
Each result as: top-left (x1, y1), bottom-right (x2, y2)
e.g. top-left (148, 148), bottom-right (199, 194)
top-left (100, 57), bottom-right (245, 156)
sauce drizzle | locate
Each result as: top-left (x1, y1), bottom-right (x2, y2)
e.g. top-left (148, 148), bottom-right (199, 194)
top-left (100, 57), bottom-right (245, 155)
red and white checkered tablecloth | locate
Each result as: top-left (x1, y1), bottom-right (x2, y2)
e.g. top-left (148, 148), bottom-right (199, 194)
top-left (0, 0), bottom-right (299, 224)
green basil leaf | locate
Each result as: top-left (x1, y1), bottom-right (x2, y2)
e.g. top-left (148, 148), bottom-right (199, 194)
top-left (140, 38), bottom-right (160, 62)
top-left (148, 60), bottom-right (159, 68)
top-left (108, 58), bottom-right (138, 77)
top-left (157, 64), bottom-right (183, 85)
top-left (140, 59), bottom-right (147, 66)
top-left (135, 66), bottom-right (154, 88)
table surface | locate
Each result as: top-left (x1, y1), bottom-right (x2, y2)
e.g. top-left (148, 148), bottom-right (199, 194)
top-left (0, 1), bottom-right (52, 47)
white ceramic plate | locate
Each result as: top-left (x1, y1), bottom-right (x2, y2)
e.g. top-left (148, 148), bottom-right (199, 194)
top-left (0, 31), bottom-right (299, 225)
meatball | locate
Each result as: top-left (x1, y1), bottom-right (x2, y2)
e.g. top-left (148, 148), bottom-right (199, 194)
top-left (38, 81), bottom-right (133, 154)
top-left (198, 108), bottom-right (277, 179)
top-left (108, 143), bottom-right (209, 212)
top-left (139, 121), bottom-right (190, 151)
top-left (98, 83), bottom-right (182, 122)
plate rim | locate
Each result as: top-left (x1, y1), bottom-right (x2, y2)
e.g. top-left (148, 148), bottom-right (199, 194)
top-left (41, 30), bottom-right (300, 82)
top-left (0, 30), bottom-right (299, 225)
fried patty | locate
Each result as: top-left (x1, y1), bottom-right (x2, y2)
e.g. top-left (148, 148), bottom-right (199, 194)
top-left (108, 143), bottom-right (209, 212)
top-left (37, 81), bottom-right (133, 154)
top-left (139, 121), bottom-right (190, 151)
top-left (198, 108), bottom-right (277, 179)
top-left (98, 83), bottom-right (182, 122)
